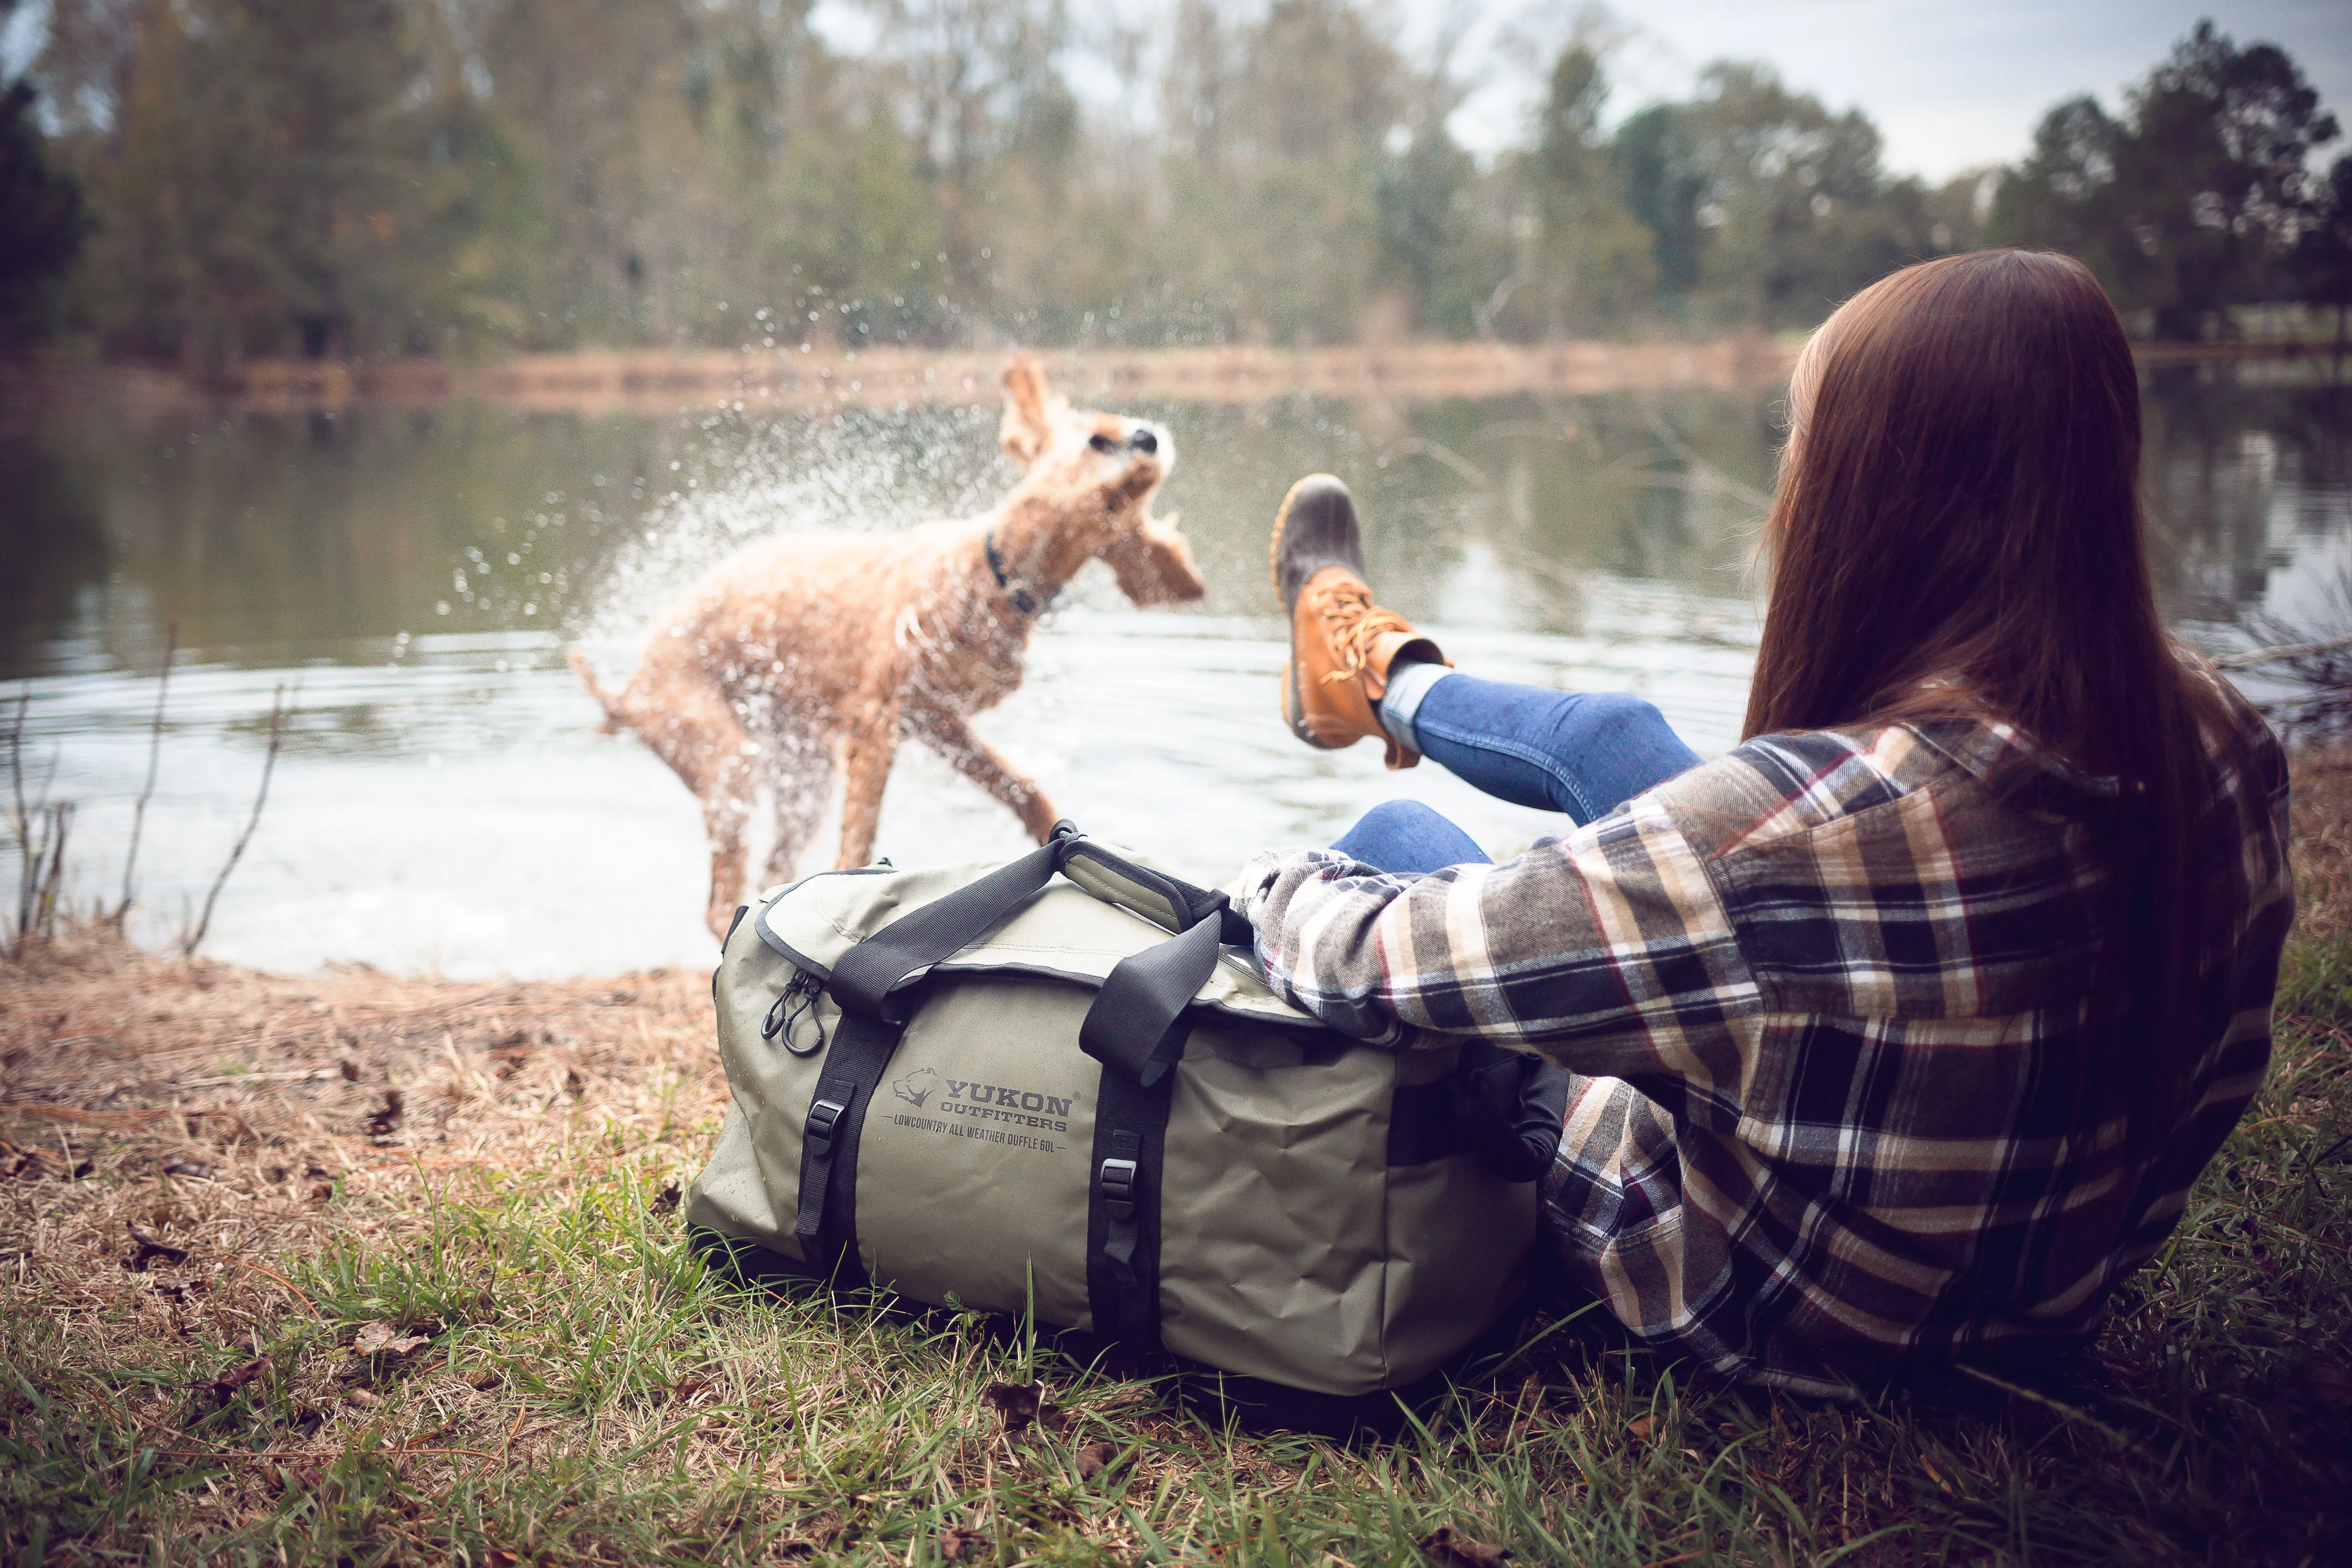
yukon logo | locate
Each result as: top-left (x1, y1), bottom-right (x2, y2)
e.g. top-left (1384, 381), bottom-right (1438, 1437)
top-left (882, 1071), bottom-right (1078, 1149)
top-left (944, 1079), bottom-right (1075, 1118)
top-left (892, 1067), bottom-right (942, 1110)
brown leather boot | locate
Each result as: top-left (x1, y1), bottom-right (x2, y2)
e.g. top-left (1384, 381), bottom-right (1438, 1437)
top-left (1271, 474), bottom-right (1446, 770)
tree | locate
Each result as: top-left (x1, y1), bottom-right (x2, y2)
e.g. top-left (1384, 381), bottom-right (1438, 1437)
top-left (2296, 156), bottom-right (2352, 351)
top-left (1511, 46), bottom-right (1654, 336)
top-left (1991, 21), bottom-right (2340, 340)
top-left (2125, 21), bottom-right (2339, 339)
top-left (1611, 102), bottom-right (1707, 299)
top-left (0, 76), bottom-right (88, 351)
top-left (1677, 63), bottom-right (1902, 327)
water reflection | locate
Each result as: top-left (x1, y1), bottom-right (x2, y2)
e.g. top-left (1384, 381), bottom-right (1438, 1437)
top-left (2, 368), bottom-right (2344, 975)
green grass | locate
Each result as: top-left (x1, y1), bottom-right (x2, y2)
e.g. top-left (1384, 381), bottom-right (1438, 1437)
top-left (6, 1037), bottom-right (2351, 1565)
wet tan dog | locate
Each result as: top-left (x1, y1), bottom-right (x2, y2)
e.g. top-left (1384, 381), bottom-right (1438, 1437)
top-left (571, 358), bottom-right (1203, 936)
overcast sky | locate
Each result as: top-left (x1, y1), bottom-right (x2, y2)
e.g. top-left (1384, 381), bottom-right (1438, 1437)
top-left (6, 0), bottom-right (2343, 185)
top-left (1422, 0), bottom-right (2352, 181)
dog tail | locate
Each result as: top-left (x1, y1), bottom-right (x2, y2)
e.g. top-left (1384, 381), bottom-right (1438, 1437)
top-left (566, 648), bottom-right (626, 735)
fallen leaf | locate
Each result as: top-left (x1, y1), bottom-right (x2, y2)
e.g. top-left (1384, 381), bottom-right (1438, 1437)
top-left (653, 1180), bottom-right (682, 1215)
top-left (161, 1158), bottom-right (213, 1180)
top-left (339, 1058), bottom-right (361, 1081)
top-left (563, 1068), bottom-right (586, 1098)
top-left (670, 1374), bottom-right (708, 1404)
top-left (195, 1356), bottom-right (272, 1400)
top-left (484, 1551), bottom-right (520, 1568)
top-left (1075, 1439), bottom-right (1121, 1479)
top-left (123, 1222), bottom-right (189, 1271)
top-left (306, 1179), bottom-right (334, 1204)
top-left (937, 1525), bottom-right (987, 1561)
top-left (362, 1090), bottom-right (404, 1138)
top-left (1420, 1525), bottom-right (1513, 1567)
top-left (981, 1381), bottom-right (1060, 1434)
top-left (353, 1320), bottom-right (432, 1358)
top-left (1626, 1414), bottom-right (1656, 1443)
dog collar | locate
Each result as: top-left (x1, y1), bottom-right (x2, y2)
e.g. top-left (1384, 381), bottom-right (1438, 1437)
top-left (984, 530), bottom-right (1049, 616)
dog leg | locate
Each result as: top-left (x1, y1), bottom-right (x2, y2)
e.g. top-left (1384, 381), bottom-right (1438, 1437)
top-left (627, 682), bottom-right (761, 939)
top-left (761, 726), bottom-right (833, 888)
top-left (835, 697), bottom-right (902, 869)
top-left (906, 700), bottom-right (1060, 842)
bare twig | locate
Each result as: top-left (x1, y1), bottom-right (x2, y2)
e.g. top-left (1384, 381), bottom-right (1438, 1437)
top-left (7, 685), bottom-right (26, 851)
top-left (116, 620), bottom-right (178, 927)
top-left (1390, 436), bottom-right (1490, 489)
top-left (34, 802), bottom-right (70, 943)
top-left (2209, 630), bottom-right (2352, 670)
top-left (8, 688), bottom-right (30, 948)
top-left (184, 684), bottom-right (290, 955)
top-left (7, 691), bottom-right (73, 956)
top-left (1637, 402), bottom-right (1776, 513)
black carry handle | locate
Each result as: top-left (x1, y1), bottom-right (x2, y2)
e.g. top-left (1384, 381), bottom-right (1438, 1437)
top-left (826, 822), bottom-right (1250, 1085)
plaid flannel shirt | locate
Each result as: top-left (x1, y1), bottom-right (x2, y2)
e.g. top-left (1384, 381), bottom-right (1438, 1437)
top-left (1233, 688), bottom-right (2291, 1397)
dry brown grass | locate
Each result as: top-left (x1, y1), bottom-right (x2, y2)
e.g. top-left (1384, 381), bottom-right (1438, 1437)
top-left (2287, 747), bottom-right (2352, 945)
top-left (0, 927), bottom-right (719, 1217)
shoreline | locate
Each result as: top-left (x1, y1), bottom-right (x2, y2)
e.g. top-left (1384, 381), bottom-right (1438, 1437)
top-left (11, 335), bottom-right (2337, 419)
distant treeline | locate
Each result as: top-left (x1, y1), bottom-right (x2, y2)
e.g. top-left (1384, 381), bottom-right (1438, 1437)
top-left (0, 1), bottom-right (2345, 367)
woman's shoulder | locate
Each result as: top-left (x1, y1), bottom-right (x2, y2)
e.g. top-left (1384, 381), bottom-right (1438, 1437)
top-left (1637, 722), bottom-right (1977, 861)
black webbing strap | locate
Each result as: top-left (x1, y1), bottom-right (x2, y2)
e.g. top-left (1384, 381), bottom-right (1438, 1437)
top-left (1086, 1039), bottom-right (1178, 1352)
top-left (1080, 912), bottom-right (1236, 1086)
top-left (828, 839), bottom-right (1065, 1023)
top-left (791, 1009), bottom-right (903, 1284)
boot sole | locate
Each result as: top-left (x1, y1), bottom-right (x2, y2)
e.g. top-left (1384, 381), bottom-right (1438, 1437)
top-left (1270, 474), bottom-right (1368, 620)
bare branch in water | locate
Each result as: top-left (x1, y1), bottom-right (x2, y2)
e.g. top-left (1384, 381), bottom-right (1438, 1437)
top-left (2236, 566), bottom-right (2352, 739)
top-left (2210, 630), bottom-right (2352, 670)
top-left (184, 684), bottom-right (290, 956)
top-left (7, 687), bottom-right (72, 956)
top-left (33, 803), bottom-right (70, 946)
top-left (115, 619), bottom-right (177, 928)
top-left (7, 689), bottom-right (53, 954)
top-left (7, 685), bottom-right (26, 858)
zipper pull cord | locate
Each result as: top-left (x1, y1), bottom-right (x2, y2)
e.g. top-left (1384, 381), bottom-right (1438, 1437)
top-left (764, 970), bottom-right (828, 1056)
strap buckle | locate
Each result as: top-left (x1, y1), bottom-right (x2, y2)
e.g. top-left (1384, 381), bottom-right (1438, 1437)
top-left (1097, 1157), bottom-right (1139, 1220)
top-left (805, 1097), bottom-right (847, 1158)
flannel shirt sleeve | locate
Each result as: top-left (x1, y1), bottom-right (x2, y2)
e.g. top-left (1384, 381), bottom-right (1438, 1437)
top-left (1232, 791), bottom-right (1762, 1079)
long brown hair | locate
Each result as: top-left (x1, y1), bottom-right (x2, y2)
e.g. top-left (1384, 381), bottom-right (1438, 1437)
top-left (1746, 248), bottom-right (2236, 1151)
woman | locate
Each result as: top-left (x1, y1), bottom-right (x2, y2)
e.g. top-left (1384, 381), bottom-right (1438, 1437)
top-left (1234, 249), bottom-right (2292, 1398)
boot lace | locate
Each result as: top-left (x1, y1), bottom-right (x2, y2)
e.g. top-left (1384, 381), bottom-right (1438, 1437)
top-left (1314, 581), bottom-right (1415, 685)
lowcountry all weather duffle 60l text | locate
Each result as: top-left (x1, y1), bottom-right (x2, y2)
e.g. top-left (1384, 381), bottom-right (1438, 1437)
top-left (685, 823), bottom-right (1570, 1412)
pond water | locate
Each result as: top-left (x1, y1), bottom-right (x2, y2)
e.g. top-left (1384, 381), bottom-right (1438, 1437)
top-left (5, 366), bottom-right (2348, 977)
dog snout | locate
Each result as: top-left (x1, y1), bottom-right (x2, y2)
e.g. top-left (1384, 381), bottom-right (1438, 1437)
top-left (1129, 428), bottom-right (1157, 455)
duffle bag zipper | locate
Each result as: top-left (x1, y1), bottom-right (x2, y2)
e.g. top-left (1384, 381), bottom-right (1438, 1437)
top-left (763, 968), bottom-right (829, 1057)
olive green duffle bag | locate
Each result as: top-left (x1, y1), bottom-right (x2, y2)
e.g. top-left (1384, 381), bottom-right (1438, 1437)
top-left (685, 822), bottom-right (1570, 1419)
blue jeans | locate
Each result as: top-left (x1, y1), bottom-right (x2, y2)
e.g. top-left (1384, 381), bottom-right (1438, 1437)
top-left (1330, 676), bottom-right (1699, 873)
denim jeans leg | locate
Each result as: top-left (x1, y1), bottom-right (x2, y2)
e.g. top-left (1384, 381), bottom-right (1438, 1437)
top-left (1330, 800), bottom-right (1493, 875)
top-left (1405, 677), bottom-right (1701, 825)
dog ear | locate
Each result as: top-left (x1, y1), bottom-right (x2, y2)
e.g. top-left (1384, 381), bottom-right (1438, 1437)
top-left (999, 355), bottom-right (1060, 467)
top-left (1100, 515), bottom-right (1206, 607)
